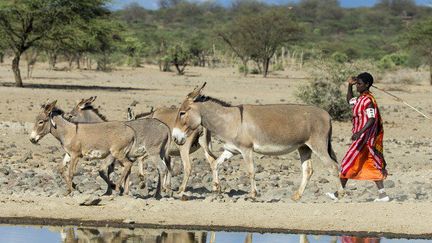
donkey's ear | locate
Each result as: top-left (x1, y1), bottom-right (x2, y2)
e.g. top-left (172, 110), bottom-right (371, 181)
top-left (88, 96), bottom-right (97, 103)
top-left (79, 96), bottom-right (96, 109)
top-left (44, 100), bottom-right (57, 114)
top-left (187, 82), bottom-right (206, 101)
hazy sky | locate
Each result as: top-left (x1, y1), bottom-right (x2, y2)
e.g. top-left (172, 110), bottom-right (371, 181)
top-left (110, 0), bottom-right (432, 10)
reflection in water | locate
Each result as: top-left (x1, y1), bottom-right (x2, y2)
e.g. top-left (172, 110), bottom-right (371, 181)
top-left (340, 236), bottom-right (380, 243)
top-left (59, 227), bottom-right (207, 243)
top-left (0, 225), bottom-right (429, 243)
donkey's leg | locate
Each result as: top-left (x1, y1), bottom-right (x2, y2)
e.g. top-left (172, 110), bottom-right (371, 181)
top-left (241, 148), bottom-right (257, 198)
top-left (178, 137), bottom-right (194, 194)
top-left (112, 155), bottom-right (133, 195)
top-left (198, 128), bottom-right (217, 164)
top-left (292, 145), bottom-right (313, 201)
top-left (59, 154), bottom-right (70, 185)
top-left (308, 139), bottom-right (345, 198)
top-left (162, 155), bottom-right (172, 194)
top-left (123, 166), bottom-right (132, 195)
top-left (99, 156), bottom-right (115, 196)
top-left (138, 157), bottom-right (145, 180)
top-left (150, 155), bottom-right (167, 198)
top-left (211, 149), bottom-right (234, 193)
top-left (66, 155), bottom-right (79, 195)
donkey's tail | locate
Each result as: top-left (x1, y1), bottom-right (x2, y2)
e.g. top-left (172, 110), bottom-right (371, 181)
top-left (328, 122), bottom-right (338, 163)
top-left (162, 126), bottom-right (172, 172)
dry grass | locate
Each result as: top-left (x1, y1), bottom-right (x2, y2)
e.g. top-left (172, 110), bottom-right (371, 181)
top-left (379, 68), bottom-right (428, 85)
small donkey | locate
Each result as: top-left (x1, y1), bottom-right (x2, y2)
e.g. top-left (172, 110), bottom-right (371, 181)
top-left (127, 105), bottom-right (217, 195)
top-left (65, 97), bottom-right (172, 193)
top-left (30, 100), bottom-right (171, 196)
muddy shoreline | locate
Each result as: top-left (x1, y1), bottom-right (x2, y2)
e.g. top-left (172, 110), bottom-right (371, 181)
top-left (0, 195), bottom-right (432, 239)
top-left (1, 215), bottom-right (432, 240)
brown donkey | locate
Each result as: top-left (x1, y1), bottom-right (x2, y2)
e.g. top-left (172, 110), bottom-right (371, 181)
top-left (65, 97), bottom-right (210, 195)
top-left (30, 101), bottom-right (171, 196)
top-left (128, 105), bottom-right (217, 194)
top-left (172, 83), bottom-right (344, 200)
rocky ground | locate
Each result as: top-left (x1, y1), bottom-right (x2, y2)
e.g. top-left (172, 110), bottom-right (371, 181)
top-left (0, 62), bottom-right (431, 235)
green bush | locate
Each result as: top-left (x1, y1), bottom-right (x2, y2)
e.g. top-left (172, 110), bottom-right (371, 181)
top-left (250, 67), bottom-right (260, 74)
top-left (272, 62), bottom-right (284, 71)
top-left (389, 53), bottom-right (408, 66)
top-left (378, 55), bottom-right (395, 70)
top-left (296, 59), bottom-right (368, 121)
top-left (238, 64), bottom-right (248, 74)
top-left (331, 52), bottom-right (348, 63)
top-left (378, 53), bottom-right (408, 70)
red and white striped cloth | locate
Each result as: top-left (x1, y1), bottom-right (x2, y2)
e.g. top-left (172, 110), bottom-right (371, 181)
top-left (341, 92), bottom-right (386, 176)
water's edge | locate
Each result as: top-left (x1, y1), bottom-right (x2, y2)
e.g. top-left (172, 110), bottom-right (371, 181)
top-left (0, 216), bottom-right (430, 240)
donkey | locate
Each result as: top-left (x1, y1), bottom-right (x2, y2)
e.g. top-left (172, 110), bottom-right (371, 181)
top-left (65, 97), bottom-right (210, 195)
top-left (127, 105), bottom-right (217, 194)
top-left (30, 101), bottom-right (171, 196)
top-left (172, 83), bottom-right (344, 200)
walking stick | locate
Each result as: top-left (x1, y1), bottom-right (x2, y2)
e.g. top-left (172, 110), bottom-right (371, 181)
top-left (372, 85), bottom-right (431, 120)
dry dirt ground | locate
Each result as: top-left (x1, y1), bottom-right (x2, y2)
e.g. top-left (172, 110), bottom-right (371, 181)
top-left (0, 61), bottom-right (431, 237)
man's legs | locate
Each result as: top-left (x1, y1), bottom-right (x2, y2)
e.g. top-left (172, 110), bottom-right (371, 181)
top-left (374, 180), bottom-right (390, 202)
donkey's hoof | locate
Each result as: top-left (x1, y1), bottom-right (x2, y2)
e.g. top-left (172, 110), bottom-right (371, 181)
top-left (212, 184), bottom-right (221, 193)
top-left (291, 192), bottom-right (302, 201)
top-left (180, 194), bottom-right (189, 201)
top-left (164, 190), bottom-right (174, 197)
top-left (178, 186), bottom-right (185, 193)
top-left (247, 191), bottom-right (258, 199)
top-left (101, 191), bottom-right (112, 197)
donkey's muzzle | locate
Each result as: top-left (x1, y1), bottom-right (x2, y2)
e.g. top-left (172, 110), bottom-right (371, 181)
top-left (172, 128), bottom-right (186, 145)
top-left (29, 138), bottom-right (38, 144)
top-left (173, 136), bottom-right (186, 146)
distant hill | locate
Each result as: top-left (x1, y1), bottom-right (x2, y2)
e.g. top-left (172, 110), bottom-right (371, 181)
top-left (110, 0), bottom-right (432, 10)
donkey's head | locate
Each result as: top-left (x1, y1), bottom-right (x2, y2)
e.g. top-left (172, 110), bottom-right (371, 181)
top-left (172, 82), bottom-right (206, 145)
top-left (65, 96), bottom-right (105, 123)
top-left (30, 100), bottom-right (58, 144)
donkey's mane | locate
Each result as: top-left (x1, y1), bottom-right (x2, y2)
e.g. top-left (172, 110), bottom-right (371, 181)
top-left (51, 107), bottom-right (65, 116)
top-left (135, 111), bottom-right (154, 119)
top-left (83, 105), bottom-right (108, 122)
top-left (197, 96), bottom-right (232, 107)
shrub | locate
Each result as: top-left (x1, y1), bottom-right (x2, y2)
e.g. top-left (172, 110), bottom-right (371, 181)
top-left (296, 59), bottom-right (369, 121)
top-left (250, 67), bottom-right (260, 74)
top-left (389, 53), bottom-right (408, 66)
top-left (378, 55), bottom-right (395, 70)
top-left (273, 62), bottom-right (284, 71)
top-left (238, 64), bottom-right (248, 74)
top-left (378, 53), bottom-right (408, 70)
top-left (331, 52), bottom-right (348, 63)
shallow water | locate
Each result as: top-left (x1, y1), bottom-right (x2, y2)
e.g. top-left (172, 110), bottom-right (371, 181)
top-left (0, 225), bottom-right (430, 243)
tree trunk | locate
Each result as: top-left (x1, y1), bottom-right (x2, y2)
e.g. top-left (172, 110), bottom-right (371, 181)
top-left (76, 53), bottom-right (81, 70)
top-left (48, 53), bottom-right (57, 70)
top-left (429, 61), bottom-right (432, 85)
top-left (242, 59), bottom-right (248, 77)
top-left (174, 63), bottom-right (185, 75)
top-left (263, 58), bottom-right (270, 78)
top-left (12, 54), bottom-right (23, 87)
top-left (0, 53), bottom-right (4, 63)
top-left (429, 54), bottom-right (432, 85)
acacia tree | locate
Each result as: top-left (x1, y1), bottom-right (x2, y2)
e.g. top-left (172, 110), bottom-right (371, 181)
top-left (219, 8), bottom-right (302, 77)
top-left (167, 43), bottom-right (192, 75)
top-left (405, 18), bottom-right (432, 85)
top-left (0, 0), bottom-right (109, 87)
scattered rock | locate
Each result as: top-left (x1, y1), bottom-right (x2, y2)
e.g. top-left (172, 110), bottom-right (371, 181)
top-left (384, 180), bottom-right (396, 188)
top-left (79, 196), bottom-right (102, 206)
top-left (123, 219), bottom-right (135, 224)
